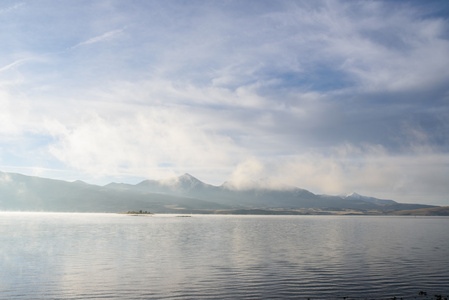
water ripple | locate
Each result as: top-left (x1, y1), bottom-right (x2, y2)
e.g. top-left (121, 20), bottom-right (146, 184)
top-left (0, 213), bottom-right (448, 299)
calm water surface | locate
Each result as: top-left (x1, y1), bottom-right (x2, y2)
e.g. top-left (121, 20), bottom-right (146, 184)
top-left (0, 213), bottom-right (448, 299)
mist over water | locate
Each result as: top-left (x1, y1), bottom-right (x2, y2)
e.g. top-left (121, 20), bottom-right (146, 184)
top-left (1, 213), bottom-right (448, 299)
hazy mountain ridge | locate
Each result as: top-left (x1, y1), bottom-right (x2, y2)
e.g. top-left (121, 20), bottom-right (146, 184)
top-left (106, 173), bottom-right (433, 212)
top-left (0, 171), bottom-right (437, 214)
top-left (0, 171), bottom-right (229, 213)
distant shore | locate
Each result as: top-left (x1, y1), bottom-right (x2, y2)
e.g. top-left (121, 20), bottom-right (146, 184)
top-left (140, 206), bottom-right (449, 216)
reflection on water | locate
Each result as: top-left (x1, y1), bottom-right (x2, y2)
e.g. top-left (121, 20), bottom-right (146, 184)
top-left (0, 213), bottom-right (448, 299)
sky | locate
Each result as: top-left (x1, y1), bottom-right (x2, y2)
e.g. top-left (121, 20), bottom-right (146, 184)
top-left (1, 0), bottom-right (449, 205)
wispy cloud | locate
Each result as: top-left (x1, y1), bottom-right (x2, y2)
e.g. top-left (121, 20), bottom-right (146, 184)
top-left (71, 28), bottom-right (125, 49)
top-left (0, 58), bottom-right (29, 73)
top-left (0, 3), bottom-right (24, 15)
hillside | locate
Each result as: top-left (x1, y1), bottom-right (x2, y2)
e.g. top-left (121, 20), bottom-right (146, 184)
top-left (0, 172), bottom-right (229, 213)
top-left (389, 206), bottom-right (449, 216)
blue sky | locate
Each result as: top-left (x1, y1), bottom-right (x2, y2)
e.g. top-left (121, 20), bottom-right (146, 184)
top-left (1, 0), bottom-right (449, 205)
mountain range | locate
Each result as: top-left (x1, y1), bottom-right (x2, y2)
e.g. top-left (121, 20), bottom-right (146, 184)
top-left (0, 171), bottom-right (439, 214)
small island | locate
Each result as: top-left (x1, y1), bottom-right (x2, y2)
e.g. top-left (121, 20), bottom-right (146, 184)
top-left (122, 210), bottom-right (153, 216)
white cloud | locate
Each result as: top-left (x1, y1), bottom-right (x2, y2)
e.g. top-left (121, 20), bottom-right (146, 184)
top-left (47, 109), bottom-right (244, 182)
top-left (225, 142), bottom-right (449, 205)
top-left (0, 86), bottom-right (30, 137)
top-left (0, 172), bottom-right (11, 183)
top-left (226, 157), bottom-right (267, 190)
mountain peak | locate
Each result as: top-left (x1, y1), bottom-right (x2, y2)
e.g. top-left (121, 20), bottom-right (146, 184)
top-left (73, 180), bottom-right (88, 185)
top-left (179, 173), bottom-right (199, 181)
top-left (344, 192), bottom-right (397, 204)
top-left (345, 192), bottom-right (362, 199)
top-left (176, 173), bottom-right (204, 187)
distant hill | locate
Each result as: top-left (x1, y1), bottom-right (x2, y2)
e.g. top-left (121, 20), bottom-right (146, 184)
top-left (0, 171), bottom-right (437, 214)
top-left (389, 206), bottom-right (449, 216)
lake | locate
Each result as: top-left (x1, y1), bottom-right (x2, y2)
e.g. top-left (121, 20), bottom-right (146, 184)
top-left (0, 213), bottom-right (448, 299)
